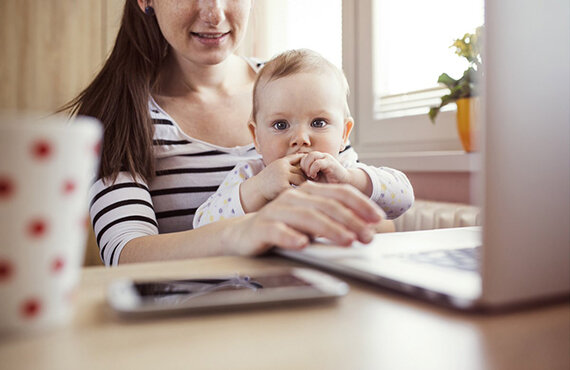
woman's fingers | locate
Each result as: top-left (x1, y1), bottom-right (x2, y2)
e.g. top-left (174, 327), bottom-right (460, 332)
top-left (249, 219), bottom-right (310, 252)
top-left (267, 183), bottom-right (383, 244)
top-left (264, 204), bottom-right (359, 245)
top-left (227, 214), bottom-right (309, 256)
top-left (298, 181), bottom-right (385, 223)
top-left (287, 190), bottom-right (374, 243)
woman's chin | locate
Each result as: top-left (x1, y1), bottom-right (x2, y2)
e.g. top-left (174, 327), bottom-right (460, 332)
top-left (187, 48), bottom-right (236, 66)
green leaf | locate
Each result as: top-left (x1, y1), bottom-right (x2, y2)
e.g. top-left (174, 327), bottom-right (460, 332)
top-left (429, 92), bottom-right (455, 123)
top-left (429, 25), bottom-right (483, 124)
top-left (439, 92), bottom-right (457, 106)
top-left (437, 73), bottom-right (458, 88)
top-left (428, 107), bottom-right (440, 123)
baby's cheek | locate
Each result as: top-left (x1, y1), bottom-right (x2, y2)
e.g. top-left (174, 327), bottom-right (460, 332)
top-left (261, 152), bottom-right (279, 166)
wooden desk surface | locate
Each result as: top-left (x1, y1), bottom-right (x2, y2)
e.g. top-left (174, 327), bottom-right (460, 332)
top-left (1, 256), bottom-right (569, 370)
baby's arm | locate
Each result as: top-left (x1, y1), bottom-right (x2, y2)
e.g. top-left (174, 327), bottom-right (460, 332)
top-left (355, 164), bottom-right (414, 220)
top-left (193, 161), bottom-right (260, 229)
top-left (339, 147), bottom-right (414, 219)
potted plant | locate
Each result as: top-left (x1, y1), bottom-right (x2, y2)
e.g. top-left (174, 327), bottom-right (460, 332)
top-left (429, 26), bottom-right (483, 152)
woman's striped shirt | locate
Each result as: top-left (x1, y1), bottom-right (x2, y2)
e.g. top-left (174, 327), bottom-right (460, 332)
top-left (89, 94), bottom-right (265, 266)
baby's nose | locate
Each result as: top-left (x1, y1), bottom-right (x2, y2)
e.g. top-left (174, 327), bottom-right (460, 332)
top-left (290, 127), bottom-right (311, 147)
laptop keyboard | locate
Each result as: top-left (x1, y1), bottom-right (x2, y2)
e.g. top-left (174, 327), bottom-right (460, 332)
top-left (398, 247), bottom-right (481, 272)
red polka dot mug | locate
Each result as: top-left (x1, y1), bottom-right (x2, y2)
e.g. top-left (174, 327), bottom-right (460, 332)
top-left (0, 113), bottom-right (101, 335)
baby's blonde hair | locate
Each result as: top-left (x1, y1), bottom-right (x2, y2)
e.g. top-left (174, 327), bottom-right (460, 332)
top-left (252, 49), bottom-right (351, 121)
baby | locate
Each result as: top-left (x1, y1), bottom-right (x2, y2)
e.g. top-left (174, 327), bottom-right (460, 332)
top-left (193, 49), bottom-right (413, 228)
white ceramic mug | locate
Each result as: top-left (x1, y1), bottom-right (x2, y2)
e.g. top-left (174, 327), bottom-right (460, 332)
top-left (0, 113), bottom-right (101, 335)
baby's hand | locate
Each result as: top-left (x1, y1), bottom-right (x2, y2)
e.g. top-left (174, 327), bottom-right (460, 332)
top-left (257, 153), bottom-right (307, 201)
top-left (300, 151), bottom-right (350, 184)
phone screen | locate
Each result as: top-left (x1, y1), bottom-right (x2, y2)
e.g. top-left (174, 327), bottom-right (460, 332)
top-left (108, 268), bottom-right (348, 315)
top-left (132, 273), bottom-right (313, 304)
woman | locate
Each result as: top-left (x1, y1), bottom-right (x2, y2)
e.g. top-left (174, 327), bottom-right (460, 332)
top-left (65, 0), bottom-right (386, 266)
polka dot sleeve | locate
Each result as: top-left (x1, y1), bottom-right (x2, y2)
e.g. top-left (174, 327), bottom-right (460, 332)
top-left (192, 159), bottom-right (263, 228)
top-left (340, 146), bottom-right (415, 220)
top-left (355, 163), bottom-right (415, 220)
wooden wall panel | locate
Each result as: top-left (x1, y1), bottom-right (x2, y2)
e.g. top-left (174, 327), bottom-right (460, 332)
top-left (0, 0), bottom-right (114, 112)
top-left (104, 0), bottom-right (125, 55)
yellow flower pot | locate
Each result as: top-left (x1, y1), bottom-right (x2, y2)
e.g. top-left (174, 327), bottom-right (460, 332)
top-left (456, 97), bottom-right (479, 152)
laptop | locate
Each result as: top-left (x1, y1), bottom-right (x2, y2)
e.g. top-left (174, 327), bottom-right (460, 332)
top-left (276, 0), bottom-right (570, 310)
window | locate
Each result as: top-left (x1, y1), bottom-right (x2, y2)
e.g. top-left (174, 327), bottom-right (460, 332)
top-left (343, 0), bottom-right (484, 154)
top-left (248, 0), bottom-right (342, 69)
top-left (374, 0), bottom-right (484, 119)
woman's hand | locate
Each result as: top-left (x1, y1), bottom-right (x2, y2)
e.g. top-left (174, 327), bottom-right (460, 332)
top-left (225, 181), bottom-right (386, 256)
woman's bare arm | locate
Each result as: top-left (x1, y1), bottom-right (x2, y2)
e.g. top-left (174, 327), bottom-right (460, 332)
top-left (119, 182), bottom-right (385, 264)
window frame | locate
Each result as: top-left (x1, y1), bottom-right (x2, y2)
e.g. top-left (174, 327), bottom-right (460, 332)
top-left (342, 0), bottom-right (463, 155)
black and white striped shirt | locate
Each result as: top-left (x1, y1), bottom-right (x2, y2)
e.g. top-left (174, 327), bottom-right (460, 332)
top-left (89, 96), bottom-right (266, 266)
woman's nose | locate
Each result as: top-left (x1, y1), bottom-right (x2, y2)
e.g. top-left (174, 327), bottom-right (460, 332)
top-left (199, 0), bottom-right (225, 26)
top-left (290, 127), bottom-right (311, 148)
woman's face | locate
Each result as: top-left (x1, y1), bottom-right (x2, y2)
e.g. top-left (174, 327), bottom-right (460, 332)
top-left (145, 0), bottom-right (252, 66)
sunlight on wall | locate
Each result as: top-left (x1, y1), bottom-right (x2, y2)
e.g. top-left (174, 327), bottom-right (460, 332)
top-left (250, 0), bottom-right (342, 68)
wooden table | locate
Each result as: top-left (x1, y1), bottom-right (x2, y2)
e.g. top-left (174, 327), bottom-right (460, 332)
top-left (1, 256), bottom-right (568, 370)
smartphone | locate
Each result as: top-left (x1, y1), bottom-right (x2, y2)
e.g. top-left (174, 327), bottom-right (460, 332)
top-left (107, 268), bottom-right (349, 317)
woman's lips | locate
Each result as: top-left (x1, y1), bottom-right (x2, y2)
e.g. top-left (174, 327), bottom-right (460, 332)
top-left (191, 31), bottom-right (230, 45)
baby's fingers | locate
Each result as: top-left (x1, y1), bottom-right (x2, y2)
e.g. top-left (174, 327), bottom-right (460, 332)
top-left (307, 158), bottom-right (328, 179)
top-left (289, 173), bottom-right (307, 187)
top-left (287, 153), bottom-right (306, 165)
top-left (300, 152), bottom-right (321, 172)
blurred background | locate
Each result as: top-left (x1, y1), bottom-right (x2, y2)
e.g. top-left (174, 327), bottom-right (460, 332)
top-left (0, 0), bottom-right (484, 265)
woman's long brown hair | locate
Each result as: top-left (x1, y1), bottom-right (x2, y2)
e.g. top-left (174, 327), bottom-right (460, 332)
top-left (61, 0), bottom-right (168, 183)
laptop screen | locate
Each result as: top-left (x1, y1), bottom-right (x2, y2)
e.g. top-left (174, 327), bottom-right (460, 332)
top-left (480, 0), bottom-right (570, 304)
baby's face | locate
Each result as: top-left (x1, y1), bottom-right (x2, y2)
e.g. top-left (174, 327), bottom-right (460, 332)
top-left (251, 72), bottom-right (351, 165)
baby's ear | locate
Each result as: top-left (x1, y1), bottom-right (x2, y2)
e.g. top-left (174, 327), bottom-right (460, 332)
top-left (341, 117), bottom-right (354, 150)
top-left (248, 120), bottom-right (261, 152)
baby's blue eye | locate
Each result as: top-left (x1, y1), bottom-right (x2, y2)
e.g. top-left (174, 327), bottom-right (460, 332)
top-left (272, 121), bottom-right (289, 130)
top-left (311, 119), bottom-right (327, 128)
